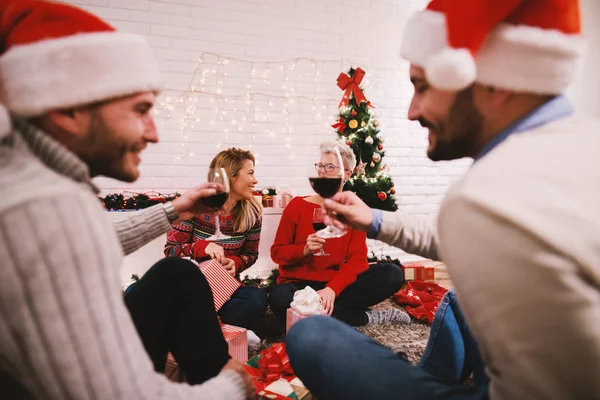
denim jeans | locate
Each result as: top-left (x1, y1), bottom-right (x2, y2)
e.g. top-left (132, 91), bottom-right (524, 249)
top-left (286, 289), bottom-right (489, 400)
top-left (218, 286), bottom-right (268, 332)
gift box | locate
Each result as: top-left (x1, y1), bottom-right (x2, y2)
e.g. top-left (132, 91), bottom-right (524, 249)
top-left (164, 323), bottom-right (248, 382)
top-left (198, 259), bottom-right (241, 311)
top-left (286, 307), bottom-right (327, 333)
top-left (258, 378), bottom-right (312, 399)
top-left (402, 264), bottom-right (435, 281)
top-left (244, 343), bottom-right (312, 399)
top-left (222, 323), bottom-right (248, 363)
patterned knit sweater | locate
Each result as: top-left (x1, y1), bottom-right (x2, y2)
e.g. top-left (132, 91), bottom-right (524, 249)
top-left (0, 120), bottom-right (246, 399)
top-left (165, 213), bottom-right (261, 275)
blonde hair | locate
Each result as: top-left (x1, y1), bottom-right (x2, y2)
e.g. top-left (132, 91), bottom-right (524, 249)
top-left (209, 148), bottom-right (262, 232)
top-left (319, 139), bottom-right (357, 171)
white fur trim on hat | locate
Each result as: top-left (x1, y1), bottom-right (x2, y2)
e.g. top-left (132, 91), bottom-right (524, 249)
top-left (400, 10), bottom-right (586, 94)
top-left (425, 48), bottom-right (476, 91)
top-left (0, 32), bottom-right (162, 117)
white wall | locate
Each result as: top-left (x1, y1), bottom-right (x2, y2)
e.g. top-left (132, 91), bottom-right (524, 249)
top-left (567, 0), bottom-right (600, 118)
top-left (61, 0), bottom-right (471, 218)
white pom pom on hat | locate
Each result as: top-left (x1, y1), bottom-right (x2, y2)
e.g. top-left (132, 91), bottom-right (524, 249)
top-left (425, 48), bottom-right (476, 91)
top-left (399, 0), bottom-right (585, 94)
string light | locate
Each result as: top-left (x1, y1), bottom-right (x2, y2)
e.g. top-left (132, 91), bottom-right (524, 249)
top-left (152, 52), bottom-right (400, 163)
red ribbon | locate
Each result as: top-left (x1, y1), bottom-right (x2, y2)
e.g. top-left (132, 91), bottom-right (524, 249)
top-left (257, 343), bottom-right (293, 381)
top-left (331, 117), bottom-right (347, 133)
top-left (336, 67), bottom-right (368, 108)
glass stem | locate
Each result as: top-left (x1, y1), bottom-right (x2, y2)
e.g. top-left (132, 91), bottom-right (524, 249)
top-left (214, 215), bottom-right (221, 235)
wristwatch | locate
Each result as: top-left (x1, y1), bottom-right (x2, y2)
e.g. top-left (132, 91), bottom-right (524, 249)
top-left (162, 201), bottom-right (179, 223)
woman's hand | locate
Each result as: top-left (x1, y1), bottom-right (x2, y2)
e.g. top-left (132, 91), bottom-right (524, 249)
top-left (222, 257), bottom-right (236, 277)
top-left (205, 242), bottom-right (225, 262)
top-left (303, 233), bottom-right (326, 256)
top-left (317, 287), bottom-right (336, 315)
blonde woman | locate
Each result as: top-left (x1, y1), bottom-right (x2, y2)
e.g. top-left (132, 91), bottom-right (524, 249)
top-left (165, 148), bottom-right (266, 345)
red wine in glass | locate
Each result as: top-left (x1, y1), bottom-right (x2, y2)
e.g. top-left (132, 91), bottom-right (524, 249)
top-left (312, 222), bottom-right (327, 231)
top-left (204, 167), bottom-right (231, 242)
top-left (309, 177), bottom-right (342, 199)
top-left (201, 191), bottom-right (229, 210)
top-left (311, 208), bottom-right (329, 256)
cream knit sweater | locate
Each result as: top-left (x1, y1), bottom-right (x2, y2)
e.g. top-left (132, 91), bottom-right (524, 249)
top-left (0, 120), bottom-right (246, 399)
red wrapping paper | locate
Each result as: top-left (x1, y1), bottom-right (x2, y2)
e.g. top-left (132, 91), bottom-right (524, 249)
top-left (394, 281), bottom-right (448, 325)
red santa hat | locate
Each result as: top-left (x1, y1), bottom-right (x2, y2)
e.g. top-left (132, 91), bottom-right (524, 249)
top-left (0, 0), bottom-right (161, 120)
top-left (400, 0), bottom-right (586, 94)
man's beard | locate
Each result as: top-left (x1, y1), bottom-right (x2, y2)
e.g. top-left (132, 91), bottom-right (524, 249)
top-left (83, 112), bottom-right (140, 182)
top-left (423, 88), bottom-right (483, 162)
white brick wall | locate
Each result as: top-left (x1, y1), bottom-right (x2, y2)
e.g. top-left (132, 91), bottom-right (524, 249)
top-left (59, 0), bottom-right (599, 264)
top-left (62, 0), bottom-right (471, 220)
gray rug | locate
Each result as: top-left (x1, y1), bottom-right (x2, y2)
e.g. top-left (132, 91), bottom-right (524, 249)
top-left (357, 299), bottom-right (430, 365)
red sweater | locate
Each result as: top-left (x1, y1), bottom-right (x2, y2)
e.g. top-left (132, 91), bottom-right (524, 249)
top-left (271, 196), bottom-right (368, 296)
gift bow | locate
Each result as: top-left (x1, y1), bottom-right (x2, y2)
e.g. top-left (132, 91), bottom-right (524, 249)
top-left (258, 343), bottom-right (293, 381)
top-left (336, 68), bottom-right (368, 108)
top-left (331, 117), bottom-right (347, 133)
top-left (290, 286), bottom-right (323, 315)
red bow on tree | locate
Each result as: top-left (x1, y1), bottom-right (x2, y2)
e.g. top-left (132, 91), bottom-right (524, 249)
top-left (331, 117), bottom-right (347, 133)
top-left (336, 67), bottom-right (368, 108)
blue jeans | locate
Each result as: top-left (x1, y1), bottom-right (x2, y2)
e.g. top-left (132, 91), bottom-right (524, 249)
top-left (286, 289), bottom-right (489, 400)
top-left (218, 286), bottom-right (268, 332)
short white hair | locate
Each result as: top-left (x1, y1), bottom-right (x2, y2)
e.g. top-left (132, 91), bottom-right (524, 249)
top-left (319, 139), bottom-right (357, 171)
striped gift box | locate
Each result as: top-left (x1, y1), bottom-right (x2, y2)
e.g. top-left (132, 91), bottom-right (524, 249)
top-left (222, 324), bottom-right (248, 363)
top-left (198, 259), bottom-right (241, 311)
top-left (164, 324), bottom-right (248, 382)
top-left (286, 307), bottom-right (328, 333)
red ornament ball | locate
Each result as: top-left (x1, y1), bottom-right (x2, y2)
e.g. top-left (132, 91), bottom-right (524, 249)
top-left (351, 110), bottom-right (358, 116)
top-left (346, 140), bottom-right (353, 146)
top-left (390, 188), bottom-right (396, 195)
top-left (378, 144), bottom-right (383, 150)
top-left (377, 191), bottom-right (387, 201)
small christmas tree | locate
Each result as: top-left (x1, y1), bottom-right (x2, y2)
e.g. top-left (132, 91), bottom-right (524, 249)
top-left (332, 67), bottom-right (398, 211)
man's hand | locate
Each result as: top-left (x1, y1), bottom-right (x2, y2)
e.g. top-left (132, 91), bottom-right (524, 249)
top-left (222, 257), bottom-right (236, 277)
top-left (317, 287), bottom-right (336, 315)
top-left (322, 191), bottom-right (373, 233)
top-left (303, 233), bottom-right (326, 256)
top-left (205, 242), bottom-right (225, 262)
top-left (221, 358), bottom-right (256, 399)
top-left (171, 183), bottom-right (224, 223)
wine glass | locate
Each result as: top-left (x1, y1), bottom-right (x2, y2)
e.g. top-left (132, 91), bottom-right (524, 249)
top-left (308, 145), bottom-right (346, 239)
top-left (203, 167), bottom-right (231, 241)
top-left (311, 208), bottom-right (330, 256)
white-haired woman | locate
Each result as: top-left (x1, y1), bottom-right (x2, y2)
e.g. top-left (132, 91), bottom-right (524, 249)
top-left (269, 140), bottom-right (408, 326)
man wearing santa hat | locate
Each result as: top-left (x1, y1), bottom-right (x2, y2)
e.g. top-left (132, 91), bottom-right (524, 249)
top-left (287, 1), bottom-right (600, 399)
top-left (0, 1), bottom-right (254, 399)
